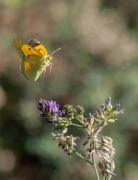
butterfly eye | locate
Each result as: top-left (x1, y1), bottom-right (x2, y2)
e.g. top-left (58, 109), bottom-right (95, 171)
top-left (29, 48), bottom-right (31, 50)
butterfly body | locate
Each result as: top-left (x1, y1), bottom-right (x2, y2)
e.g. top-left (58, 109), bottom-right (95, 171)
top-left (13, 38), bottom-right (53, 81)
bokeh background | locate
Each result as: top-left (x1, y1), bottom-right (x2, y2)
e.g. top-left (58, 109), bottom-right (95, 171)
top-left (0, 0), bottom-right (138, 179)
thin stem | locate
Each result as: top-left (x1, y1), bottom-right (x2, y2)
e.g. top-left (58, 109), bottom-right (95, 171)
top-left (76, 117), bottom-right (85, 125)
top-left (108, 175), bottom-right (112, 180)
top-left (103, 176), bottom-right (107, 180)
top-left (71, 147), bottom-right (94, 166)
top-left (70, 123), bottom-right (86, 128)
top-left (92, 154), bottom-right (100, 180)
top-left (65, 140), bottom-right (93, 166)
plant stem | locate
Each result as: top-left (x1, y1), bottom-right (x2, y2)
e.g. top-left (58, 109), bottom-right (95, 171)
top-left (103, 176), bottom-right (107, 180)
top-left (72, 147), bottom-right (94, 166)
top-left (66, 141), bottom-right (94, 166)
top-left (108, 174), bottom-right (112, 180)
top-left (71, 123), bottom-right (86, 128)
top-left (92, 154), bottom-right (100, 180)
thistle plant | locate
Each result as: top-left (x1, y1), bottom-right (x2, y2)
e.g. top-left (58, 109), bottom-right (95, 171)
top-left (38, 97), bottom-right (124, 180)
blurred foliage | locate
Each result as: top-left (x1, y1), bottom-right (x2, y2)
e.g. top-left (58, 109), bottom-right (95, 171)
top-left (0, 0), bottom-right (138, 180)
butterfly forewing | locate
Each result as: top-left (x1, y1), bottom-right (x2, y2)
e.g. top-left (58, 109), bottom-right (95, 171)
top-left (27, 39), bottom-right (48, 56)
top-left (13, 38), bottom-right (43, 59)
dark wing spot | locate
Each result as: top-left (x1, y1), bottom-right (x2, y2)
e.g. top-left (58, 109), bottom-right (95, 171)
top-left (39, 49), bottom-right (41, 51)
top-left (29, 48), bottom-right (31, 50)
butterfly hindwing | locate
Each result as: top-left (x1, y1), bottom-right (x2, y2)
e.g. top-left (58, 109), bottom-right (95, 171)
top-left (21, 54), bottom-right (47, 81)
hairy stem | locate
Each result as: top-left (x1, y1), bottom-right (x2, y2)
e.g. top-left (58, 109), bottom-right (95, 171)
top-left (92, 154), bottom-right (100, 180)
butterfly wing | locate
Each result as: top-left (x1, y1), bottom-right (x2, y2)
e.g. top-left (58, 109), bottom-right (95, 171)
top-left (27, 39), bottom-right (47, 56)
top-left (34, 44), bottom-right (47, 56)
top-left (13, 38), bottom-right (43, 59)
top-left (21, 54), bottom-right (49, 81)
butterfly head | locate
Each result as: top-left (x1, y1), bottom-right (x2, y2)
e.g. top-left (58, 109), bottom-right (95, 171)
top-left (46, 55), bottom-right (53, 61)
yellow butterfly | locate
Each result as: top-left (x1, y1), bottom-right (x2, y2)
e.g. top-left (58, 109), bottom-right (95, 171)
top-left (13, 38), bottom-right (61, 81)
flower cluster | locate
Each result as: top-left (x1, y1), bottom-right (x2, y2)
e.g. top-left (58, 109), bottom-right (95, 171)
top-left (98, 136), bottom-right (116, 177)
top-left (38, 99), bottom-right (84, 130)
top-left (38, 97), bottom-right (124, 179)
top-left (38, 99), bottom-right (84, 156)
top-left (94, 97), bottom-right (124, 125)
top-left (83, 97), bottom-right (124, 177)
top-left (51, 128), bottom-right (79, 158)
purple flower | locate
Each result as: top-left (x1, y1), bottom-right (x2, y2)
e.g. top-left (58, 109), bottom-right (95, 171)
top-left (40, 112), bottom-right (46, 117)
top-left (75, 105), bottom-right (84, 116)
top-left (116, 100), bottom-right (120, 108)
top-left (38, 100), bottom-right (44, 111)
top-left (105, 97), bottom-right (111, 105)
top-left (44, 100), bottom-right (60, 114)
top-left (38, 99), bottom-right (61, 117)
top-left (118, 110), bottom-right (124, 114)
top-left (61, 111), bottom-right (66, 117)
top-left (48, 119), bottom-right (53, 123)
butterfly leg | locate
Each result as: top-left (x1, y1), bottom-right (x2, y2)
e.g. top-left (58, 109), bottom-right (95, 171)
top-left (40, 63), bottom-right (49, 78)
top-left (40, 62), bottom-right (52, 78)
top-left (43, 68), bottom-right (47, 78)
top-left (49, 63), bottom-right (52, 74)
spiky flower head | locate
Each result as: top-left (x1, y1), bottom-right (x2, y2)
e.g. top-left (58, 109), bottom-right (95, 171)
top-left (83, 97), bottom-right (124, 177)
top-left (38, 99), bottom-right (63, 126)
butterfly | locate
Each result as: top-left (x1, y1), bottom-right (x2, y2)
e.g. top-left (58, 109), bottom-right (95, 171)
top-left (13, 38), bottom-right (61, 81)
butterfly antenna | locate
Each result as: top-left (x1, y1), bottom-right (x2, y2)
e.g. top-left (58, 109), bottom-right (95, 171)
top-left (51, 48), bottom-right (61, 55)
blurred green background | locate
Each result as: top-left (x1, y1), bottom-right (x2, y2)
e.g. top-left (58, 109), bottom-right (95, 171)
top-left (0, 0), bottom-right (138, 179)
